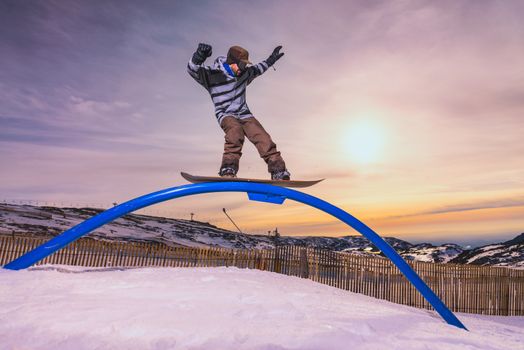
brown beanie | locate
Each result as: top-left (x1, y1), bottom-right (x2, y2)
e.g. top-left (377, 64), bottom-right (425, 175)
top-left (226, 46), bottom-right (252, 65)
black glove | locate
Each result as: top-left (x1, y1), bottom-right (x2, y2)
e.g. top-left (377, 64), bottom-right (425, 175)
top-left (266, 45), bottom-right (284, 67)
top-left (192, 43), bottom-right (212, 65)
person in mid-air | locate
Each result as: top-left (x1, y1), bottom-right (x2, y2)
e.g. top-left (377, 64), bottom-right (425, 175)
top-left (187, 43), bottom-right (290, 180)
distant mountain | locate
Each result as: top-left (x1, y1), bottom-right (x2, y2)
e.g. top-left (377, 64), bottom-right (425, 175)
top-left (503, 232), bottom-right (524, 245)
top-left (449, 233), bottom-right (524, 269)
top-left (0, 204), bottom-right (521, 268)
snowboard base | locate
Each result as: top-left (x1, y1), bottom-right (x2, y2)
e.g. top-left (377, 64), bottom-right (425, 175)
top-left (180, 172), bottom-right (323, 188)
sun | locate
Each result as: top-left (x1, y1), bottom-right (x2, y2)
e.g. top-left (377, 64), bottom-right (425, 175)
top-left (343, 119), bottom-right (387, 164)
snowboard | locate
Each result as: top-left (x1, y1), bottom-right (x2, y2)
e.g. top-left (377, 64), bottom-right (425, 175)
top-left (180, 172), bottom-right (324, 188)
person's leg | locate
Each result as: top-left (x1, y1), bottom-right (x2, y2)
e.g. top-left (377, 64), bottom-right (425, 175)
top-left (219, 116), bottom-right (245, 176)
top-left (241, 117), bottom-right (289, 179)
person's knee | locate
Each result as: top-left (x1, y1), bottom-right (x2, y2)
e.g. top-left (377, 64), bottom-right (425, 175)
top-left (222, 122), bottom-right (245, 145)
top-left (225, 128), bottom-right (244, 145)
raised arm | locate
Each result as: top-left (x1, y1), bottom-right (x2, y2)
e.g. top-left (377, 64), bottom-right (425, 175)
top-left (187, 43), bottom-right (213, 86)
top-left (246, 46), bottom-right (285, 83)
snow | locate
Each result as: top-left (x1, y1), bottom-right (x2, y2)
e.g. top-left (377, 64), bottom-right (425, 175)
top-left (1, 266), bottom-right (523, 350)
top-left (466, 245), bottom-right (517, 265)
top-left (0, 204), bottom-right (276, 250)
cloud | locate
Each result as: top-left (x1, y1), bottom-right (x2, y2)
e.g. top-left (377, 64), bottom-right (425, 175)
top-left (0, 115), bottom-right (164, 152)
top-left (68, 96), bottom-right (131, 116)
top-left (382, 197), bottom-right (524, 220)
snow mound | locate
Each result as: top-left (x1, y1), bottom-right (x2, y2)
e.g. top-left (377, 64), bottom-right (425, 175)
top-left (0, 266), bottom-right (522, 350)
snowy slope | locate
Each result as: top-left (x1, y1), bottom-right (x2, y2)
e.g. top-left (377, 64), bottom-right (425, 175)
top-left (0, 266), bottom-right (522, 350)
top-left (0, 204), bottom-right (463, 261)
top-left (0, 203), bottom-right (275, 249)
top-left (451, 233), bottom-right (524, 269)
top-left (400, 243), bottom-right (466, 263)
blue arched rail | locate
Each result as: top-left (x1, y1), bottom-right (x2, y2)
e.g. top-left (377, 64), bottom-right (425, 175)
top-left (3, 182), bottom-right (467, 330)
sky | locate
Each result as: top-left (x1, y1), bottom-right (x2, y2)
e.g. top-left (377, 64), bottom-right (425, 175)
top-left (1, 0), bottom-right (523, 246)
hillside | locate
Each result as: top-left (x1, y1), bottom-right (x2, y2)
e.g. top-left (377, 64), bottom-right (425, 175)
top-left (450, 233), bottom-right (524, 269)
top-left (1, 203), bottom-right (522, 268)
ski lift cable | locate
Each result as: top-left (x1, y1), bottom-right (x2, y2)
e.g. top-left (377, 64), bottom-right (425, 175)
top-left (222, 208), bottom-right (243, 234)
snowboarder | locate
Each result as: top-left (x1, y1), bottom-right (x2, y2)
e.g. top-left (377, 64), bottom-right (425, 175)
top-left (187, 43), bottom-right (291, 180)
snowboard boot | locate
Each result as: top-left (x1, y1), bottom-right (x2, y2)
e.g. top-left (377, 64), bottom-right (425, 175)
top-left (219, 167), bottom-right (237, 178)
top-left (271, 170), bottom-right (291, 181)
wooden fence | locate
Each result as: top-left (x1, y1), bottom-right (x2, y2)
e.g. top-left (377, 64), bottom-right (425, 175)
top-left (1, 234), bottom-right (523, 316)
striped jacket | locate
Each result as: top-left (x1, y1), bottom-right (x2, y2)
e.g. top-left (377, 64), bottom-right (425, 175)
top-left (187, 56), bottom-right (271, 125)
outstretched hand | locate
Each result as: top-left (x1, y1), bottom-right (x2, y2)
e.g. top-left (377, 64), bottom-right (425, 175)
top-left (266, 45), bottom-right (284, 66)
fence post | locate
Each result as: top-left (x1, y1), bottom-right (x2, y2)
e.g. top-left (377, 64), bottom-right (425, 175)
top-left (299, 247), bottom-right (309, 278)
top-left (274, 246), bottom-right (281, 274)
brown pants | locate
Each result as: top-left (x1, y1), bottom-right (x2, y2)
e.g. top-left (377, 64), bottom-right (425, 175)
top-left (220, 116), bottom-right (286, 174)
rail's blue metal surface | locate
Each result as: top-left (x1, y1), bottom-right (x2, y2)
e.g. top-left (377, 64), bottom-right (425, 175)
top-left (2, 182), bottom-right (467, 330)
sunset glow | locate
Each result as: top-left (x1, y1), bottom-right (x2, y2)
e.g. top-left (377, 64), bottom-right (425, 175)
top-left (343, 118), bottom-right (387, 164)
